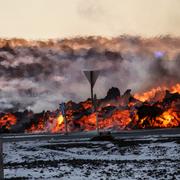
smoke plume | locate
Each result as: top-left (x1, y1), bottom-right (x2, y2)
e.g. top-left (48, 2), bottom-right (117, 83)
top-left (0, 36), bottom-right (179, 112)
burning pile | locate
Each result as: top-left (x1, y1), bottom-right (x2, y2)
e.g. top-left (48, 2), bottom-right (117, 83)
top-left (0, 83), bottom-right (179, 134)
top-left (0, 36), bottom-right (180, 133)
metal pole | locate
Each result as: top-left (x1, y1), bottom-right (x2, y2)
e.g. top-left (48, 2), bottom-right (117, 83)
top-left (0, 137), bottom-right (4, 180)
top-left (64, 116), bottom-right (68, 135)
top-left (95, 111), bottom-right (99, 134)
top-left (90, 71), bottom-right (94, 105)
top-left (94, 94), bottom-right (99, 134)
top-left (83, 70), bottom-right (100, 135)
top-left (90, 72), bottom-right (98, 134)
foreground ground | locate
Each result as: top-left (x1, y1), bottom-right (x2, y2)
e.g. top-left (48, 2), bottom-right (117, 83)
top-left (3, 135), bottom-right (180, 180)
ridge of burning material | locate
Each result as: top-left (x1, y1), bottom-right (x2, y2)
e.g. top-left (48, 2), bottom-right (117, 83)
top-left (0, 84), bottom-right (179, 134)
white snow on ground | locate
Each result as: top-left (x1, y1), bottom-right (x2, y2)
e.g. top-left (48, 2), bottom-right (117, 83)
top-left (3, 137), bottom-right (180, 179)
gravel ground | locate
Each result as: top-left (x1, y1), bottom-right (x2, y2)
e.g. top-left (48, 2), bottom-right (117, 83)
top-left (3, 136), bottom-right (180, 180)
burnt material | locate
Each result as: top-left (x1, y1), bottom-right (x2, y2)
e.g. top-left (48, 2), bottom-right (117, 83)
top-left (105, 87), bottom-right (121, 100)
top-left (0, 86), bottom-right (179, 133)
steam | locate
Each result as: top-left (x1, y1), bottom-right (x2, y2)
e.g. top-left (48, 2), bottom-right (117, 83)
top-left (0, 36), bottom-right (179, 112)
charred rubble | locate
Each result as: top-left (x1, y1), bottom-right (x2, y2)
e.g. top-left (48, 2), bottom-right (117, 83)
top-left (0, 87), bottom-right (180, 133)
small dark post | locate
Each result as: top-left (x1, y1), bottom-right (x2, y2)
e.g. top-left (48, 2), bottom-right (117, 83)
top-left (90, 71), bottom-right (94, 105)
top-left (0, 138), bottom-right (4, 179)
top-left (94, 94), bottom-right (99, 133)
top-left (64, 115), bottom-right (68, 135)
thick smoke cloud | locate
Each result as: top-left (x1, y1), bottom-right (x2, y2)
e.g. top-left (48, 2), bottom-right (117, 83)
top-left (0, 36), bottom-right (179, 112)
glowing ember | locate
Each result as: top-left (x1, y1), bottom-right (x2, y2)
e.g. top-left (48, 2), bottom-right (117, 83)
top-left (52, 114), bottom-right (64, 133)
top-left (0, 113), bottom-right (17, 130)
top-left (156, 109), bottom-right (179, 128)
top-left (99, 110), bottom-right (131, 130)
top-left (26, 117), bottom-right (45, 133)
top-left (0, 83), bottom-right (179, 134)
top-left (171, 83), bottom-right (180, 93)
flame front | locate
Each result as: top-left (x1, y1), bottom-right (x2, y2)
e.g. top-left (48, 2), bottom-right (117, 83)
top-left (134, 84), bottom-right (180, 102)
top-left (156, 108), bottom-right (179, 128)
top-left (52, 115), bottom-right (64, 133)
top-left (0, 113), bottom-right (17, 130)
top-left (0, 83), bottom-right (179, 133)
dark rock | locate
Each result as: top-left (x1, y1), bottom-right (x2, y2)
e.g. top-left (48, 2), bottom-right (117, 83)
top-left (163, 90), bottom-right (180, 105)
top-left (104, 87), bottom-right (120, 100)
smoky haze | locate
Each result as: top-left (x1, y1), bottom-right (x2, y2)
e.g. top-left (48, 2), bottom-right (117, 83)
top-left (0, 36), bottom-right (179, 112)
top-left (0, 0), bottom-right (180, 38)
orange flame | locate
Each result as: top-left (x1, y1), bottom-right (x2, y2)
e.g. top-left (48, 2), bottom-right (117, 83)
top-left (27, 117), bottom-right (45, 133)
top-left (51, 114), bottom-right (64, 133)
top-left (0, 113), bottom-right (17, 130)
top-left (1, 84), bottom-right (180, 133)
top-left (134, 83), bottom-right (180, 102)
top-left (155, 109), bottom-right (179, 128)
